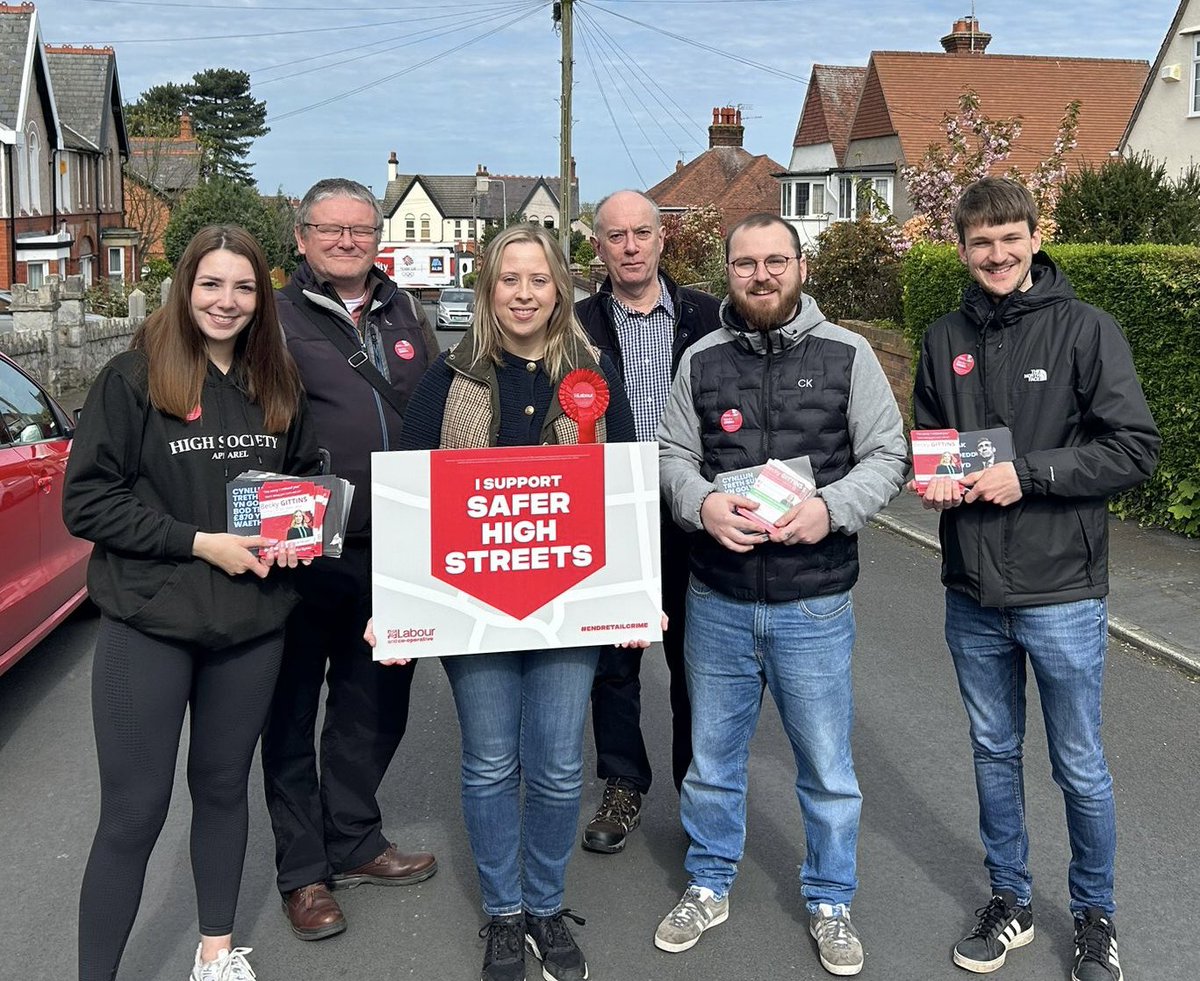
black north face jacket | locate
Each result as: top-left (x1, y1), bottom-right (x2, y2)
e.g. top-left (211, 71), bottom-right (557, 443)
top-left (913, 253), bottom-right (1160, 608)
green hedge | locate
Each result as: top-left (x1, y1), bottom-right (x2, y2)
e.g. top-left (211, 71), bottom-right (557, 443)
top-left (900, 243), bottom-right (1200, 536)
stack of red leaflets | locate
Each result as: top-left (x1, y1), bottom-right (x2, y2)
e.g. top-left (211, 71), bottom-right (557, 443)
top-left (226, 470), bottom-right (354, 559)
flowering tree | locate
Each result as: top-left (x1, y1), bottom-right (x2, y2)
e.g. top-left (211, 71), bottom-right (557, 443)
top-left (899, 91), bottom-right (1079, 245)
top-left (660, 205), bottom-right (727, 296)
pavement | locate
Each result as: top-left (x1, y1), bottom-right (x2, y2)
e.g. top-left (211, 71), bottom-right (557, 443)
top-left (874, 491), bottom-right (1200, 676)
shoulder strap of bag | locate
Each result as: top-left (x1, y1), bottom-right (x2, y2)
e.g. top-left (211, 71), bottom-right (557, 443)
top-left (281, 282), bottom-right (409, 419)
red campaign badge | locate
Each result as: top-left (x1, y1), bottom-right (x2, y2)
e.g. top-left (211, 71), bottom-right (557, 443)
top-left (953, 353), bottom-right (975, 376)
top-left (558, 369), bottom-right (610, 444)
top-left (394, 339), bottom-right (415, 360)
top-left (429, 445), bottom-right (607, 619)
top-left (720, 409), bottom-right (743, 433)
top-left (186, 404), bottom-right (202, 422)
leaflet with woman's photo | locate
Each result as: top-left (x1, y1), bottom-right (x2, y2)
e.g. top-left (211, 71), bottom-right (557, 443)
top-left (226, 470), bottom-right (353, 558)
top-left (911, 429), bottom-right (965, 488)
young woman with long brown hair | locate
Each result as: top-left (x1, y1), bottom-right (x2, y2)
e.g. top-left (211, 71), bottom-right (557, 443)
top-left (65, 225), bottom-right (319, 981)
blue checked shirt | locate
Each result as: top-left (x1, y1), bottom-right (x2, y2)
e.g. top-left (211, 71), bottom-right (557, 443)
top-left (611, 277), bottom-right (675, 442)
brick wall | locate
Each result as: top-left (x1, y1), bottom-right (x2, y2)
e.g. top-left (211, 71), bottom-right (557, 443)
top-left (838, 318), bottom-right (915, 424)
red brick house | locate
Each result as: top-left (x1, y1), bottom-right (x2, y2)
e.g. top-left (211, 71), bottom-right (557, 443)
top-left (647, 107), bottom-right (785, 230)
top-left (124, 112), bottom-right (204, 261)
top-left (781, 18), bottom-right (1149, 247)
top-left (0, 5), bottom-right (134, 289)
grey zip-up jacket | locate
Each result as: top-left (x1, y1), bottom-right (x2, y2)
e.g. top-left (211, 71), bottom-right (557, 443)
top-left (658, 293), bottom-right (907, 602)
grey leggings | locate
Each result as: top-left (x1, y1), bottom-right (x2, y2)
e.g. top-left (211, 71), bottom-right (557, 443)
top-left (77, 617), bottom-right (283, 981)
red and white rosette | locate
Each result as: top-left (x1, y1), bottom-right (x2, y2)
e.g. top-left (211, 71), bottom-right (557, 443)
top-left (558, 368), bottom-right (610, 444)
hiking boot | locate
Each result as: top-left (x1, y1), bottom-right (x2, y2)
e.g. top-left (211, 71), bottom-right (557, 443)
top-left (809, 903), bottom-right (864, 976)
top-left (953, 890), bottom-right (1035, 973)
top-left (653, 886), bottom-right (728, 953)
top-left (1072, 908), bottom-right (1122, 981)
top-left (581, 778), bottom-right (642, 854)
top-left (525, 909), bottom-right (588, 981)
top-left (478, 914), bottom-right (525, 981)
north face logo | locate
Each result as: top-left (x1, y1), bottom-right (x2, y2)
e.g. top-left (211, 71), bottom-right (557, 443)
top-left (1024, 368), bottom-right (1048, 382)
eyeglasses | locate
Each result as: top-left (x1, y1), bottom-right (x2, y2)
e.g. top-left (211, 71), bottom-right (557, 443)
top-left (302, 222), bottom-right (380, 242)
top-left (728, 254), bottom-right (800, 278)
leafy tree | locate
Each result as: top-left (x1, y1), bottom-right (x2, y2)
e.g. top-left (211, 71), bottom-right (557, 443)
top-left (163, 177), bottom-right (289, 269)
top-left (125, 69), bottom-right (268, 185)
top-left (262, 190), bottom-right (300, 276)
top-left (572, 236), bottom-right (595, 268)
top-left (1054, 153), bottom-right (1200, 245)
top-left (124, 82), bottom-right (189, 137)
top-left (188, 68), bottom-right (269, 184)
top-left (660, 205), bottom-right (726, 297)
top-left (807, 217), bottom-right (903, 324)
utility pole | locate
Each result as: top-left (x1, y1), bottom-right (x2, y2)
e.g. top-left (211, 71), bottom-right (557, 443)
top-left (556, 0), bottom-right (573, 258)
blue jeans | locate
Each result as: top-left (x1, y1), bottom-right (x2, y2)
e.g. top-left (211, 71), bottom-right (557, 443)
top-left (945, 589), bottom-right (1116, 915)
top-left (442, 646), bottom-right (600, 917)
top-left (681, 577), bottom-right (861, 912)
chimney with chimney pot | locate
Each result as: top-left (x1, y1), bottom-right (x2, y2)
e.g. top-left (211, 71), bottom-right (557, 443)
top-left (178, 112), bottom-right (193, 140)
top-left (940, 16), bottom-right (991, 55)
top-left (387, 150), bottom-right (398, 183)
top-left (709, 106), bottom-right (745, 149)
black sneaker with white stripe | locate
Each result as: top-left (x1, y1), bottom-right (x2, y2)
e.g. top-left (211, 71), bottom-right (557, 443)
top-left (952, 890), bottom-right (1035, 973)
top-left (1072, 908), bottom-right (1122, 981)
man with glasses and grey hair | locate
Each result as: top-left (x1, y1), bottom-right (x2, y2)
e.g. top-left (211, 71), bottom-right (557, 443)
top-left (575, 189), bottom-right (720, 856)
top-left (261, 178), bottom-right (439, 942)
top-left (654, 213), bottom-right (906, 976)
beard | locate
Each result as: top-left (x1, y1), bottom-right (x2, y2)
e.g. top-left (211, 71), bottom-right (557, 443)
top-left (730, 280), bottom-right (803, 332)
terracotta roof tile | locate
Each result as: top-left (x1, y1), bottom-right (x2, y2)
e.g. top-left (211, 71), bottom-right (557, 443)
top-left (794, 66), bottom-right (867, 166)
top-left (855, 51), bottom-right (1148, 170)
top-left (648, 146), bottom-right (785, 226)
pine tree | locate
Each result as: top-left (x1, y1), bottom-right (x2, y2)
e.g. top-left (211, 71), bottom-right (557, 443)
top-left (187, 68), bottom-right (269, 185)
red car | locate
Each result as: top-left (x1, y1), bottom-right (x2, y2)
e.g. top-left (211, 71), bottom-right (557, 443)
top-left (0, 351), bottom-right (90, 675)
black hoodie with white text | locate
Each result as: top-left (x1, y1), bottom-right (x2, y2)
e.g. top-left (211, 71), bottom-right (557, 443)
top-left (63, 350), bottom-right (320, 647)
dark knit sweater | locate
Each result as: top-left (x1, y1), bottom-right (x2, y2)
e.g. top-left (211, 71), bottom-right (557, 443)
top-left (400, 348), bottom-right (635, 451)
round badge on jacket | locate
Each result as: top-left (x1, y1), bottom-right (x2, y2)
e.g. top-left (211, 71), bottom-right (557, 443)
top-left (952, 353), bottom-right (975, 376)
top-left (720, 409), bottom-right (743, 433)
top-left (186, 404), bottom-right (202, 422)
top-left (394, 340), bottom-right (415, 360)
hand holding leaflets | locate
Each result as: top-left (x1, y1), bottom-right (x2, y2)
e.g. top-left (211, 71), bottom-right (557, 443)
top-left (707, 457), bottom-right (824, 550)
top-left (227, 470), bottom-right (355, 560)
top-left (910, 427), bottom-right (1017, 508)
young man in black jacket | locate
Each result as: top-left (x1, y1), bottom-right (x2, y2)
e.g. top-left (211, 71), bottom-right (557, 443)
top-left (575, 190), bottom-right (720, 854)
top-left (261, 178), bottom-right (440, 941)
top-left (913, 178), bottom-right (1159, 981)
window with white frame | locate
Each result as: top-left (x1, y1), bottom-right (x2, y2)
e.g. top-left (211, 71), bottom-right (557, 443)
top-left (419, 215), bottom-right (431, 241)
top-left (108, 247), bottom-right (124, 282)
top-left (837, 175), bottom-right (892, 220)
top-left (781, 182), bottom-right (792, 217)
top-left (454, 220), bottom-right (463, 240)
top-left (793, 181), bottom-right (827, 217)
top-left (26, 261), bottom-right (49, 289)
top-left (80, 255), bottom-right (95, 288)
top-left (1192, 34), bottom-right (1200, 115)
top-left (404, 214), bottom-right (415, 240)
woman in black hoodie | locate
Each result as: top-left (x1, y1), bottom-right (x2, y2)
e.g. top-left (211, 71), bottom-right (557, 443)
top-left (65, 225), bottom-right (319, 981)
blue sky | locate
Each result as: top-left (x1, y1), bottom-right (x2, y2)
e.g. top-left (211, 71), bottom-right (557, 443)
top-left (39, 0), bottom-right (1179, 204)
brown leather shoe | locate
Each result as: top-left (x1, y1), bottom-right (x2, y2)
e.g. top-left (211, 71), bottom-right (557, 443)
top-left (282, 882), bottom-right (347, 941)
top-left (330, 843), bottom-right (438, 889)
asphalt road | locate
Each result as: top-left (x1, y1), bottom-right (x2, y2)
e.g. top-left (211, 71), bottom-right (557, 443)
top-left (3, 525), bottom-right (1197, 981)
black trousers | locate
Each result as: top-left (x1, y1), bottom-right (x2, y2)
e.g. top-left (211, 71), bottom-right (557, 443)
top-left (78, 617), bottom-right (284, 981)
top-left (589, 512), bottom-right (693, 795)
top-left (260, 544), bottom-right (417, 895)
